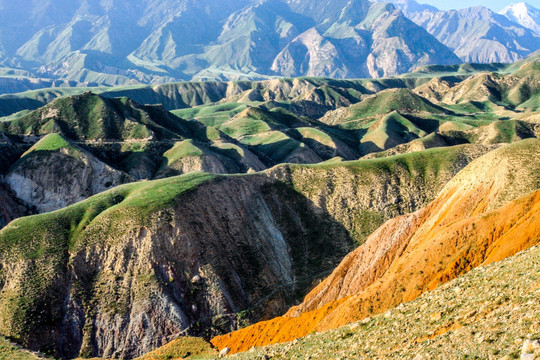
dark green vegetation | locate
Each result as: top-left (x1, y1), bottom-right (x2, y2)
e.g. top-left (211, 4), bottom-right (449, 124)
top-left (0, 337), bottom-right (40, 360)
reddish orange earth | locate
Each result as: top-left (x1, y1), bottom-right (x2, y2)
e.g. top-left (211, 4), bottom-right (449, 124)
top-left (212, 186), bottom-right (540, 353)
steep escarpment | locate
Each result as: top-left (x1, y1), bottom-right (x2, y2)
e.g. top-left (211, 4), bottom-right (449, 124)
top-left (6, 134), bottom-right (133, 212)
top-left (212, 139), bottom-right (540, 353)
top-left (0, 134), bottom-right (33, 228)
top-left (0, 145), bottom-right (487, 359)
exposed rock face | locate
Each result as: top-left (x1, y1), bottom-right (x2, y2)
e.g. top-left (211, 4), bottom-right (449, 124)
top-left (269, 1), bottom-right (459, 79)
top-left (0, 144), bottom-right (487, 359)
top-left (154, 140), bottom-right (266, 179)
top-left (0, 135), bottom-right (32, 228)
top-left (212, 139), bottom-right (540, 353)
top-left (0, 173), bottom-right (353, 359)
top-left (6, 134), bottom-right (132, 212)
top-left (271, 28), bottom-right (348, 78)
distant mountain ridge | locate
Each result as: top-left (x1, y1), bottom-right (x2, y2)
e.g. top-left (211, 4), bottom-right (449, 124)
top-left (372, 0), bottom-right (540, 63)
top-left (0, 0), bottom-right (538, 91)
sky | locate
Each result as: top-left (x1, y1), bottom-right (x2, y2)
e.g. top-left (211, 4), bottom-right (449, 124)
top-left (418, 0), bottom-right (540, 11)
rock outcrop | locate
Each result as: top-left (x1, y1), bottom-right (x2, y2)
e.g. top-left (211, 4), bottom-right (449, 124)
top-left (6, 134), bottom-right (133, 212)
top-left (0, 180), bottom-right (30, 228)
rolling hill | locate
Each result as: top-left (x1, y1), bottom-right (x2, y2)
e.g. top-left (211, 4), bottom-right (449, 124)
top-left (0, 53), bottom-right (539, 220)
top-left (0, 143), bottom-right (496, 358)
top-left (0, 52), bottom-right (538, 360)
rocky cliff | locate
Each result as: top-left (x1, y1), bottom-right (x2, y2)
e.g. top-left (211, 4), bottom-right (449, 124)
top-left (6, 134), bottom-right (133, 212)
top-left (0, 180), bottom-right (31, 229)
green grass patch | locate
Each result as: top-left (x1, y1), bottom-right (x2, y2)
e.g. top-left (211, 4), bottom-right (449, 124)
top-left (220, 117), bottom-right (271, 138)
top-left (162, 140), bottom-right (204, 166)
top-left (171, 102), bottom-right (262, 127)
top-left (136, 336), bottom-right (216, 360)
top-left (240, 131), bottom-right (301, 162)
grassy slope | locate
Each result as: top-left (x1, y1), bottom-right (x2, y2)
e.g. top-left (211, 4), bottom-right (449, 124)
top-left (0, 93), bottom-right (193, 141)
top-left (343, 89), bottom-right (447, 120)
top-left (0, 143), bottom-right (474, 257)
top-left (220, 245), bottom-right (540, 359)
top-left (161, 140), bottom-right (204, 165)
top-left (6, 133), bottom-right (87, 174)
top-left (0, 171), bottom-right (217, 352)
top-left (135, 337), bottom-right (216, 360)
top-left (0, 337), bottom-right (42, 360)
top-left (171, 102), bottom-right (263, 127)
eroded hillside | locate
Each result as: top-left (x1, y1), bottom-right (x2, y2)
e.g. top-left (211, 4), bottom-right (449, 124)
top-left (215, 245), bottom-right (540, 359)
top-left (0, 143), bottom-right (491, 359)
top-left (212, 139), bottom-right (540, 353)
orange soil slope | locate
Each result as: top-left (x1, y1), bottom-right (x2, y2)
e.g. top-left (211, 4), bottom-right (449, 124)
top-left (212, 139), bottom-right (540, 353)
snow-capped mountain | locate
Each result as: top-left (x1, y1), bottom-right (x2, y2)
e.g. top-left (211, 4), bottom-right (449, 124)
top-left (500, 2), bottom-right (540, 34)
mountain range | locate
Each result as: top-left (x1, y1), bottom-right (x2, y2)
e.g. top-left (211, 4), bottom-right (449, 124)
top-left (379, 0), bottom-right (540, 62)
top-left (0, 0), bottom-right (538, 92)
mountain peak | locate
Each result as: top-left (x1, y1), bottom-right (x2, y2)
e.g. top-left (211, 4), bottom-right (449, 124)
top-left (500, 1), bottom-right (540, 34)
